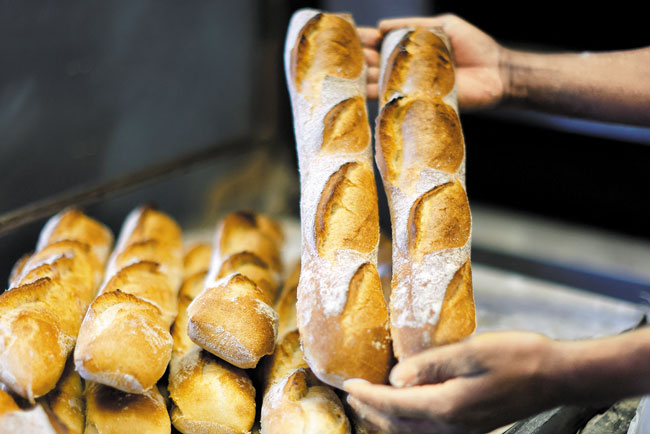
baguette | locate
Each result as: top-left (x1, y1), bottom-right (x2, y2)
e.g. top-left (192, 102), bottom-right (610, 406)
top-left (168, 243), bottom-right (256, 434)
top-left (285, 9), bottom-right (391, 388)
top-left (84, 382), bottom-right (170, 434)
top-left (376, 28), bottom-right (475, 359)
top-left (0, 209), bottom-right (112, 401)
top-left (187, 211), bottom-right (282, 369)
top-left (39, 358), bottom-right (84, 434)
top-left (260, 265), bottom-right (350, 434)
top-left (274, 262), bottom-right (300, 340)
top-left (74, 206), bottom-right (182, 393)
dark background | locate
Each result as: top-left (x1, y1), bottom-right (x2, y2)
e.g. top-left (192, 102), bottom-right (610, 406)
top-left (1, 0), bottom-right (649, 283)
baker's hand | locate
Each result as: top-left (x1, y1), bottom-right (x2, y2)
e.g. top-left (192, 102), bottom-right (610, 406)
top-left (344, 331), bottom-right (561, 434)
top-left (358, 14), bottom-right (509, 110)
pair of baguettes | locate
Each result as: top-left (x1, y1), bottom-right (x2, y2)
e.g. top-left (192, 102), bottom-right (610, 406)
top-left (285, 8), bottom-right (476, 387)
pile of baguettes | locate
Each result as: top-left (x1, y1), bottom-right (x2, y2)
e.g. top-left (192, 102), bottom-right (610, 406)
top-left (0, 7), bottom-right (475, 433)
top-left (0, 206), bottom-right (350, 433)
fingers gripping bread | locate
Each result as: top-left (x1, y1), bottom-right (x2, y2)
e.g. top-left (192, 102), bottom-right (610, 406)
top-left (169, 243), bottom-right (256, 434)
top-left (74, 206), bottom-right (182, 393)
top-left (376, 29), bottom-right (475, 359)
top-left (187, 211), bottom-right (282, 369)
top-left (285, 9), bottom-right (391, 388)
top-left (0, 209), bottom-right (113, 401)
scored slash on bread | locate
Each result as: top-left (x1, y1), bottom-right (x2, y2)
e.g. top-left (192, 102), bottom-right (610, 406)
top-left (187, 211), bottom-right (282, 370)
top-left (376, 28), bottom-right (476, 360)
top-left (285, 8), bottom-right (391, 388)
top-left (0, 208), bottom-right (113, 402)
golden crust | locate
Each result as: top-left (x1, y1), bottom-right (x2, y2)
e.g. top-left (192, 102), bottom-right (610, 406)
top-left (187, 274), bottom-right (278, 369)
top-left (101, 261), bottom-right (178, 326)
top-left (23, 240), bottom-right (104, 292)
top-left (127, 206), bottom-right (182, 248)
top-left (217, 252), bottom-right (277, 303)
top-left (376, 96), bottom-right (464, 185)
top-left (315, 162), bottom-right (379, 261)
top-left (84, 381), bottom-right (170, 434)
top-left (18, 252), bottom-right (95, 315)
top-left (391, 262), bottom-right (474, 358)
top-left (40, 358), bottom-right (84, 434)
top-left (169, 348), bottom-right (255, 434)
top-left (74, 291), bottom-right (172, 394)
top-left (261, 369), bottom-right (350, 434)
top-left (433, 261), bottom-right (475, 344)
top-left (110, 240), bottom-right (183, 289)
top-left (40, 208), bottom-right (114, 266)
top-left (8, 253), bottom-right (31, 288)
top-left (172, 271), bottom-right (207, 357)
top-left (380, 29), bottom-right (454, 106)
top-left (261, 330), bottom-right (308, 394)
top-left (322, 96), bottom-right (370, 154)
top-left (274, 262), bottom-right (300, 339)
top-left (0, 390), bottom-right (19, 416)
top-left (218, 212), bottom-right (283, 274)
top-left (408, 179), bottom-right (471, 260)
top-left (183, 243), bottom-right (212, 279)
top-left (291, 13), bottom-right (363, 95)
top-left (0, 299), bottom-right (68, 401)
top-left (304, 263), bottom-right (391, 386)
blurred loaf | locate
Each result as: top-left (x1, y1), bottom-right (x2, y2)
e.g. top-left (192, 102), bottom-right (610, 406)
top-left (0, 209), bottom-right (112, 401)
top-left (187, 211), bottom-right (282, 369)
top-left (74, 206), bottom-right (182, 393)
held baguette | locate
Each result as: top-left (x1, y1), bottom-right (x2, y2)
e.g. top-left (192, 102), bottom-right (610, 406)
top-left (168, 243), bottom-right (256, 434)
top-left (187, 211), bottom-right (282, 369)
top-left (74, 206), bottom-right (182, 393)
top-left (285, 9), bottom-right (391, 388)
top-left (376, 28), bottom-right (475, 359)
top-left (0, 209), bottom-right (113, 401)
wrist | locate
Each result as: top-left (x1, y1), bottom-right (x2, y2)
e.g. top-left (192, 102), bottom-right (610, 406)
top-left (498, 46), bottom-right (523, 106)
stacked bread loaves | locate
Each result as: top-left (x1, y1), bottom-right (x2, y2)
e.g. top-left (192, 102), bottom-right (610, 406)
top-left (285, 9), bottom-right (392, 388)
top-left (0, 209), bottom-right (113, 402)
top-left (74, 205), bottom-right (182, 393)
top-left (187, 211), bottom-right (283, 369)
top-left (168, 243), bottom-right (256, 433)
top-left (376, 28), bottom-right (475, 359)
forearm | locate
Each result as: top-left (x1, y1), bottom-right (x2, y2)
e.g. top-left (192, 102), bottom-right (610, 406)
top-left (548, 327), bottom-right (650, 405)
top-left (501, 47), bottom-right (650, 126)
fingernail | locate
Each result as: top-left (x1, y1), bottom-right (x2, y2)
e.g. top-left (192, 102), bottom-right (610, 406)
top-left (389, 370), bottom-right (405, 387)
top-left (389, 365), bottom-right (414, 387)
top-left (342, 378), bottom-right (370, 391)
